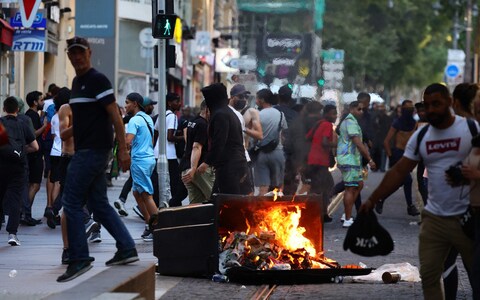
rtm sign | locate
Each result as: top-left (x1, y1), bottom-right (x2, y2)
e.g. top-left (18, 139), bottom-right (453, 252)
top-left (12, 29), bottom-right (46, 52)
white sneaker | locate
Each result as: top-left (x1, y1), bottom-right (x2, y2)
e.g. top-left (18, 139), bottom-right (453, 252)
top-left (264, 191), bottom-right (284, 197)
top-left (8, 234), bottom-right (20, 246)
top-left (340, 213), bottom-right (346, 222)
top-left (114, 199), bottom-right (128, 216)
top-left (342, 218), bottom-right (354, 228)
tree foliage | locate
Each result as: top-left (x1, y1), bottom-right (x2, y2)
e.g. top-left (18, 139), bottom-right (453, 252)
top-left (323, 0), bottom-right (456, 92)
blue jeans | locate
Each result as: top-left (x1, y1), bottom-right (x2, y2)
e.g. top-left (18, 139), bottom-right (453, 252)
top-left (62, 149), bottom-right (135, 262)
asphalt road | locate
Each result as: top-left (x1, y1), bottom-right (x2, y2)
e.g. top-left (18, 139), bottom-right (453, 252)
top-left (0, 168), bottom-right (473, 299)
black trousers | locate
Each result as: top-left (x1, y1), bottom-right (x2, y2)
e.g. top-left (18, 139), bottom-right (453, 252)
top-left (212, 161), bottom-right (252, 195)
top-left (0, 163), bottom-right (24, 234)
top-left (168, 159), bottom-right (188, 207)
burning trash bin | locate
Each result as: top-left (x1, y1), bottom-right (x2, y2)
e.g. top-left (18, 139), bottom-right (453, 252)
top-left (153, 194), bottom-right (372, 284)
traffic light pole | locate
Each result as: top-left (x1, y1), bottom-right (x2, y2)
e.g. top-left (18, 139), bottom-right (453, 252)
top-left (155, 0), bottom-right (170, 208)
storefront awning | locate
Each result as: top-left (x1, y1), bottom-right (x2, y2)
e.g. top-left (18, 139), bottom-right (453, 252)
top-left (0, 18), bottom-right (14, 48)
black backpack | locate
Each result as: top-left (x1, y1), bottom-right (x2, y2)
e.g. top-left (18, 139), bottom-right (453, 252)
top-left (0, 116), bottom-right (26, 163)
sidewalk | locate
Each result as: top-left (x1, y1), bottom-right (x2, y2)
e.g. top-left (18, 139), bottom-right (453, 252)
top-left (0, 172), bottom-right (179, 299)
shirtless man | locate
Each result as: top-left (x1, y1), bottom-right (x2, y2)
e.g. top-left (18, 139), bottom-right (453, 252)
top-left (57, 93), bottom-right (101, 264)
top-left (57, 93), bottom-right (74, 263)
top-left (243, 103), bottom-right (263, 149)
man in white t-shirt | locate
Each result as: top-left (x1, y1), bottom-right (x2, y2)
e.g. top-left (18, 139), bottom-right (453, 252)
top-left (360, 83), bottom-right (475, 300)
top-left (154, 93), bottom-right (187, 206)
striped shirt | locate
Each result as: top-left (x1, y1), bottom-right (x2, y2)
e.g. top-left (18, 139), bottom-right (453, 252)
top-left (70, 68), bottom-right (115, 150)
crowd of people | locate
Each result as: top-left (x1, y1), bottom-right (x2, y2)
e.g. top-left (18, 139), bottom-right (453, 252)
top-left (0, 34), bottom-right (478, 299)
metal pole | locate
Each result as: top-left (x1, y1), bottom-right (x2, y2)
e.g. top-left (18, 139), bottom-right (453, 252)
top-left (156, 0), bottom-right (170, 207)
top-left (465, 0), bottom-right (473, 82)
top-left (453, 8), bottom-right (459, 50)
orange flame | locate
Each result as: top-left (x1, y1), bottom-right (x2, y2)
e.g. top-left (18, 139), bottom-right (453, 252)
top-left (256, 205), bottom-right (316, 256)
top-left (273, 188), bottom-right (279, 201)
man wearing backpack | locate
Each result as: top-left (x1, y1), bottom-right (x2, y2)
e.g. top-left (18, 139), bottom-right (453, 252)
top-left (0, 97), bottom-right (39, 246)
top-left (361, 83), bottom-right (476, 300)
top-left (124, 92), bottom-right (157, 241)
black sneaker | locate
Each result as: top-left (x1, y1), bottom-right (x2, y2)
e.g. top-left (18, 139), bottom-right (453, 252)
top-left (105, 248), bottom-right (139, 266)
top-left (407, 205), bottom-right (420, 216)
top-left (20, 217), bottom-right (38, 226)
top-left (45, 208), bottom-right (56, 229)
top-left (375, 201), bottom-right (384, 214)
top-left (56, 260), bottom-right (93, 282)
top-left (62, 248), bottom-right (70, 265)
top-left (85, 219), bottom-right (100, 239)
top-left (141, 228), bottom-right (150, 239)
top-left (323, 214), bottom-right (333, 223)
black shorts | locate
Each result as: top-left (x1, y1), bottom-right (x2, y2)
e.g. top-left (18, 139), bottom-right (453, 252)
top-left (27, 153), bottom-right (44, 184)
top-left (59, 154), bottom-right (72, 187)
top-left (49, 155), bottom-right (61, 183)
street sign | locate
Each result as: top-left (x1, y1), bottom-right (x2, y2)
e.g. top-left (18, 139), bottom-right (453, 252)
top-left (445, 64), bottom-right (460, 78)
top-left (237, 55), bottom-right (257, 71)
top-left (19, 0), bottom-right (42, 28)
top-left (10, 12), bottom-right (46, 28)
top-left (322, 49), bottom-right (344, 62)
top-left (12, 28), bottom-right (46, 52)
top-left (152, 14), bottom-right (177, 39)
top-left (192, 31), bottom-right (211, 56)
top-left (139, 27), bottom-right (155, 48)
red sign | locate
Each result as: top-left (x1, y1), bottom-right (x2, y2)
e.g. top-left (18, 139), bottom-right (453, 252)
top-left (19, 0), bottom-right (42, 28)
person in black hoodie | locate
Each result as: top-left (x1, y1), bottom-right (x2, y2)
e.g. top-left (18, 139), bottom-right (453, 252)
top-left (197, 83), bottom-right (251, 195)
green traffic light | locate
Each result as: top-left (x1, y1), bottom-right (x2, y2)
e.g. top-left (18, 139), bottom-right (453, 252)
top-left (317, 79), bottom-right (325, 86)
top-left (153, 14), bottom-right (177, 39)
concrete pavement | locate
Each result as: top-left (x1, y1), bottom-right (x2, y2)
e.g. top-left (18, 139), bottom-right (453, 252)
top-left (0, 172), bottom-right (180, 299)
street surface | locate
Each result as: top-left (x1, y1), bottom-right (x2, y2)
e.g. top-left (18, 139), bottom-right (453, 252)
top-left (0, 169), bottom-right (472, 299)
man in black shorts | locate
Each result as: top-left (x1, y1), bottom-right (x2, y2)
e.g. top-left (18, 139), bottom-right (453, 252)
top-left (24, 91), bottom-right (47, 225)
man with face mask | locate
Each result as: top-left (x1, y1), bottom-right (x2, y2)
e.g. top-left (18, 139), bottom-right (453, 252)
top-left (375, 100), bottom-right (420, 216)
top-left (229, 84), bottom-right (263, 150)
top-left (228, 84), bottom-right (257, 193)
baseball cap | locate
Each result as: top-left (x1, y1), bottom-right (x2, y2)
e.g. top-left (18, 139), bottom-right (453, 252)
top-left (166, 93), bottom-right (180, 102)
top-left (126, 92), bottom-right (145, 111)
top-left (143, 96), bottom-right (157, 106)
top-left (66, 36), bottom-right (90, 51)
top-left (230, 84), bottom-right (250, 97)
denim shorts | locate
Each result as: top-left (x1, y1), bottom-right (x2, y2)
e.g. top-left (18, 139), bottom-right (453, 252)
top-left (131, 158), bottom-right (155, 195)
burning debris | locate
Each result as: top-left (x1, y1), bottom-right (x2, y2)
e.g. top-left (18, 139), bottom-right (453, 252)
top-left (219, 204), bottom-right (340, 273)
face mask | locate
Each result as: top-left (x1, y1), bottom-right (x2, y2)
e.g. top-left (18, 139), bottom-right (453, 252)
top-left (233, 99), bottom-right (247, 110)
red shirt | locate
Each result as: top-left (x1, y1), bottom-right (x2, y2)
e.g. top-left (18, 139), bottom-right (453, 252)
top-left (307, 120), bottom-right (333, 166)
